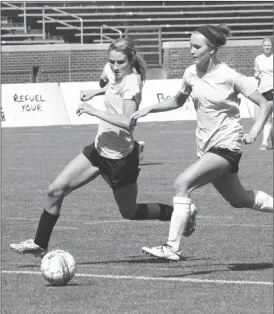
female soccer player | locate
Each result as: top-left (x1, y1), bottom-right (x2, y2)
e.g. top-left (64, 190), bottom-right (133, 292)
top-left (10, 38), bottom-right (172, 258)
top-left (80, 61), bottom-right (145, 160)
top-left (131, 24), bottom-right (273, 261)
top-left (254, 37), bottom-right (273, 150)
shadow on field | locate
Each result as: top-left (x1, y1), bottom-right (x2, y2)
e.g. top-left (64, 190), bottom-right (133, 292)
top-left (77, 256), bottom-right (211, 265)
top-left (45, 282), bottom-right (95, 288)
top-left (161, 262), bottom-right (273, 278)
top-left (18, 261), bottom-right (273, 272)
top-left (227, 262), bottom-right (273, 271)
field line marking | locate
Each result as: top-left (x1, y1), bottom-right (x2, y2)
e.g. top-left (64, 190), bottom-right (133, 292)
top-left (2, 270), bottom-right (272, 286)
top-left (3, 217), bottom-right (272, 228)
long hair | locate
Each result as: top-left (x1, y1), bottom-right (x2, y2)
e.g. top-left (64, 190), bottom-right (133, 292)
top-left (108, 37), bottom-right (147, 81)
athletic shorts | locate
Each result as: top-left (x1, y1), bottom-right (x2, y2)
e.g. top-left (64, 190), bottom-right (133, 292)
top-left (82, 141), bottom-right (140, 189)
top-left (208, 147), bottom-right (242, 173)
top-left (262, 89), bottom-right (273, 101)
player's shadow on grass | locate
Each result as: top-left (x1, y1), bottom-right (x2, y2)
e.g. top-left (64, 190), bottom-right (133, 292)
top-left (162, 262), bottom-right (273, 278)
top-left (45, 281), bottom-right (95, 288)
top-left (78, 256), bottom-right (210, 265)
top-left (18, 256), bottom-right (205, 268)
top-left (227, 262), bottom-right (273, 271)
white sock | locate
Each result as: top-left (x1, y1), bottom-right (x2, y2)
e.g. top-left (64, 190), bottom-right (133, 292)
top-left (252, 191), bottom-right (273, 213)
top-left (167, 197), bottom-right (191, 251)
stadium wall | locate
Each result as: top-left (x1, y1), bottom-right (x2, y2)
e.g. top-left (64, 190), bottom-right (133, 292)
top-left (1, 79), bottom-right (256, 128)
top-left (1, 40), bottom-right (262, 84)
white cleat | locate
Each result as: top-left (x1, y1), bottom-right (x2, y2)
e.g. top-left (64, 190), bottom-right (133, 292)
top-left (10, 239), bottom-right (47, 258)
top-left (138, 141), bottom-right (145, 161)
top-left (142, 244), bottom-right (181, 261)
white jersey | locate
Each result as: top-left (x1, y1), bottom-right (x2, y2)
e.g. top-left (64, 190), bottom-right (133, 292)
top-left (95, 72), bottom-right (143, 159)
top-left (254, 54), bottom-right (273, 93)
top-left (180, 63), bottom-right (257, 157)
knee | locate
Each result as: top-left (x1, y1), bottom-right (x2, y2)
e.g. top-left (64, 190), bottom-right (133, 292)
top-left (173, 177), bottom-right (189, 196)
top-left (47, 183), bottom-right (66, 199)
top-left (119, 209), bottom-right (136, 220)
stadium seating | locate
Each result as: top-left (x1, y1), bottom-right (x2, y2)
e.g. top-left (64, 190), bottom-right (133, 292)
top-left (1, 1), bottom-right (273, 64)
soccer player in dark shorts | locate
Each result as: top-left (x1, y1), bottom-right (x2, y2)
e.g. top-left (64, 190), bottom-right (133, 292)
top-left (10, 38), bottom-right (174, 258)
top-left (132, 24), bottom-right (273, 261)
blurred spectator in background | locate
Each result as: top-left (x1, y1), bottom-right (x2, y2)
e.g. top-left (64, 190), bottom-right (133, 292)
top-left (254, 37), bottom-right (273, 150)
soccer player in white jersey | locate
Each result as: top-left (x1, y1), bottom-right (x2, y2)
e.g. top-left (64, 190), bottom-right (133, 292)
top-left (254, 37), bottom-right (273, 150)
top-left (81, 59), bottom-right (145, 160)
top-left (132, 24), bottom-right (273, 261)
top-left (10, 38), bottom-right (173, 258)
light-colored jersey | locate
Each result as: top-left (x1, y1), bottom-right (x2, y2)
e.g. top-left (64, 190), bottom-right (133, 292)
top-left (101, 62), bottom-right (115, 85)
top-left (180, 63), bottom-right (257, 157)
top-left (254, 54), bottom-right (273, 93)
top-left (95, 72), bottom-right (143, 159)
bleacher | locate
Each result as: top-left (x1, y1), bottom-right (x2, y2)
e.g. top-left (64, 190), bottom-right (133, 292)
top-left (1, 1), bottom-right (273, 66)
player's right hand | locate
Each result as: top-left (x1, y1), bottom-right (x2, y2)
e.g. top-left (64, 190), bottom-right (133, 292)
top-left (131, 108), bottom-right (151, 122)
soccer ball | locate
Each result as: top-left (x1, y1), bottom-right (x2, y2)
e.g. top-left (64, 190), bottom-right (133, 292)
top-left (41, 250), bottom-right (76, 286)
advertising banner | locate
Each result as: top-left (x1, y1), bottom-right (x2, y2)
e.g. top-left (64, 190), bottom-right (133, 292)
top-left (1, 83), bottom-right (69, 127)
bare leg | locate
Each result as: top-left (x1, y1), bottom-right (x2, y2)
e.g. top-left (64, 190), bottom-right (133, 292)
top-left (46, 153), bottom-right (101, 215)
top-left (10, 153), bottom-right (102, 253)
top-left (166, 152), bottom-right (232, 251)
top-left (110, 182), bottom-right (173, 220)
top-left (35, 153), bottom-right (101, 248)
top-left (212, 172), bottom-right (273, 212)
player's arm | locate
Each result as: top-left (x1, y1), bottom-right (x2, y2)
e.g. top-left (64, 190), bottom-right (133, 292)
top-left (131, 90), bottom-right (190, 121)
top-left (76, 99), bottom-right (138, 131)
top-left (243, 90), bottom-right (272, 144)
top-left (80, 88), bottom-right (106, 101)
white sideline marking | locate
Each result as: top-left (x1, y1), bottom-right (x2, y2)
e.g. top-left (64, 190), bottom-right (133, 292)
top-left (3, 217), bottom-right (273, 228)
top-left (1, 270), bottom-right (272, 286)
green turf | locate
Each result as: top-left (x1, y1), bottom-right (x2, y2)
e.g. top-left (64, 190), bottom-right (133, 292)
top-left (1, 120), bottom-right (273, 314)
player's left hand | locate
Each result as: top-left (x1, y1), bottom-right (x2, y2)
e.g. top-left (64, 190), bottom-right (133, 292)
top-left (243, 132), bottom-right (257, 145)
top-left (76, 102), bottom-right (94, 116)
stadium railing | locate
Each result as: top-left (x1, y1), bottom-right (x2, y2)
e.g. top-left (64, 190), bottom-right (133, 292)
top-left (1, 1), bottom-right (273, 61)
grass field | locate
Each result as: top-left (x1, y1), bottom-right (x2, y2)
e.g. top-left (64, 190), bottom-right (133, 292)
top-left (1, 119), bottom-right (273, 314)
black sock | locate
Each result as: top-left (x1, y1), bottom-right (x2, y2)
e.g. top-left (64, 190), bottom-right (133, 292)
top-left (34, 210), bottom-right (59, 249)
top-left (158, 204), bottom-right (173, 221)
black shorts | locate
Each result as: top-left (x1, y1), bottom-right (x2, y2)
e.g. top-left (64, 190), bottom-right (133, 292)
top-left (262, 89), bottom-right (273, 101)
top-left (82, 141), bottom-right (140, 189)
top-left (208, 147), bottom-right (242, 173)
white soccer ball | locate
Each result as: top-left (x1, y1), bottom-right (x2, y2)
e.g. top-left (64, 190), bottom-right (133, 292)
top-left (41, 250), bottom-right (76, 286)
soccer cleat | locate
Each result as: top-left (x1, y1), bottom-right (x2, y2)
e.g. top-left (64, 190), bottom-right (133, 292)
top-left (259, 144), bottom-right (268, 150)
top-left (138, 141), bottom-right (145, 161)
top-left (10, 239), bottom-right (47, 258)
top-left (183, 203), bottom-right (198, 237)
top-left (142, 244), bottom-right (181, 261)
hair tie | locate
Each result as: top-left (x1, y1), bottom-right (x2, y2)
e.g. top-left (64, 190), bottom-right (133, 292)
top-left (196, 26), bottom-right (216, 45)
